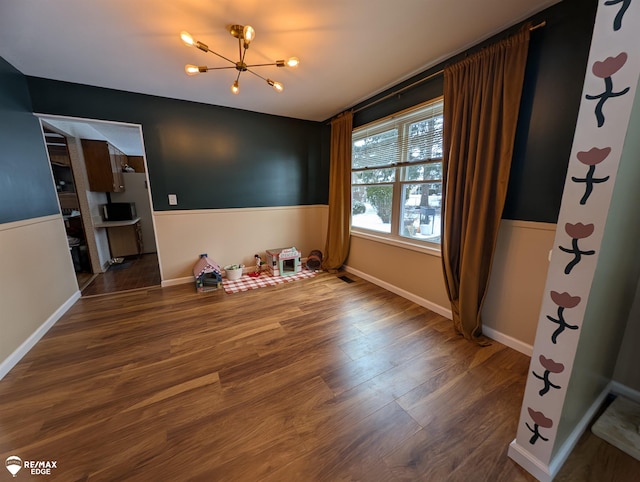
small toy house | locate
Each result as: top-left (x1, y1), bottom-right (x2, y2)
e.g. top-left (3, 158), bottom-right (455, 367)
top-left (266, 247), bottom-right (302, 277)
top-left (193, 254), bottom-right (222, 292)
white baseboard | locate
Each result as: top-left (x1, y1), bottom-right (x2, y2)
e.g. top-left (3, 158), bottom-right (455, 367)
top-left (161, 276), bottom-right (193, 287)
top-left (508, 440), bottom-right (553, 482)
top-left (611, 381), bottom-right (640, 404)
top-left (482, 325), bottom-right (533, 356)
top-left (0, 290), bottom-right (81, 380)
top-left (343, 265), bottom-right (453, 319)
top-left (508, 382), bottom-right (613, 481)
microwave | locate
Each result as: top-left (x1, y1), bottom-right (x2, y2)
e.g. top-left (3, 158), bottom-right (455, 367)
top-left (102, 202), bottom-right (137, 221)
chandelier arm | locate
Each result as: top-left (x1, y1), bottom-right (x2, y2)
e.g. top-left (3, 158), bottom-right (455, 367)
top-left (201, 66), bottom-right (239, 70)
top-left (207, 49), bottom-right (237, 66)
top-left (238, 37), bottom-right (246, 64)
top-left (245, 68), bottom-right (269, 82)
top-left (244, 62), bottom-right (279, 68)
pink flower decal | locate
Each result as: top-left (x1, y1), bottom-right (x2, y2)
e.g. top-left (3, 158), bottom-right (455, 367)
top-left (592, 53), bottom-right (627, 78)
top-left (528, 408), bottom-right (553, 428)
top-left (547, 291), bottom-right (581, 344)
top-left (576, 147), bottom-right (611, 166)
top-left (526, 408), bottom-right (553, 444)
top-left (550, 291), bottom-right (581, 309)
top-left (533, 356), bottom-right (565, 396)
top-left (573, 148), bottom-right (611, 204)
top-left (539, 355), bottom-right (564, 374)
top-left (586, 52), bottom-right (630, 127)
top-left (565, 222), bottom-right (594, 239)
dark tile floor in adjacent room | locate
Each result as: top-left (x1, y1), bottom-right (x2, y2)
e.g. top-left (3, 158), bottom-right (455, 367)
top-left (81, 253), bottom-right (161, 297)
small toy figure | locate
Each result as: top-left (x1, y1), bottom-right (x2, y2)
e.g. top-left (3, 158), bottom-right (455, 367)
top-left (248, 254), bottom-right (262, 277)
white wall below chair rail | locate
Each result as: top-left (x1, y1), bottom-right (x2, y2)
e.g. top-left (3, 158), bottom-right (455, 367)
top-left (0, 215), bottom-right (79, 379)
top-left (153, 205), bottom-right (328, 284)
top-left (0, 290), bottom-right (80, 380)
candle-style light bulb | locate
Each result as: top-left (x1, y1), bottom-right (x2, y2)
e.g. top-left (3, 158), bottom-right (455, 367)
top-left (180, 31), bottom-right (195, 47)
top-left (185, 64), bottom-right (201, 76)
top-left (243, 25), bottom-right (255, 46)
top-left (267, 79), bottom-right (284, 93)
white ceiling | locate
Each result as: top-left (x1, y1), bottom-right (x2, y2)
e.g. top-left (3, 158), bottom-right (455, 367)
top-left (1, 0), bottom-right (559, 123)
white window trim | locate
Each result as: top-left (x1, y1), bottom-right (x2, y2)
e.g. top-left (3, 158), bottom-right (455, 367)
top-left (351, 228), bottom-right (442, 257)
top-left (351, 97), bottom-right (444, 252)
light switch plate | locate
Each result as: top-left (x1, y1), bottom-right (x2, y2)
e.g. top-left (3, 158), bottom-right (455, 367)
top-left (168, 194), bottom-right (178, 205)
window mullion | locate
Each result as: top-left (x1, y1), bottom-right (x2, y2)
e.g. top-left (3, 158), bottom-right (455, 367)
top-left (390, 167), bottom-right (402, 235)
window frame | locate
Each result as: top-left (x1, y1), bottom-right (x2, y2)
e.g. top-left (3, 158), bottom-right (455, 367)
top-left (351, 96), bottom-right (444, 254)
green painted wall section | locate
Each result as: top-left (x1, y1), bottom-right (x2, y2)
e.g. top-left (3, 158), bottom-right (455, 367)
top-left (26, 78), bottom-right (329, 212)
top-left (0, 57), bottom-right (59, 224)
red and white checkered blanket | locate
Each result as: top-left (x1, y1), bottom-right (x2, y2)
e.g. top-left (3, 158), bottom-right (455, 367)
top-left (223, 270), bottom-right (317, 294)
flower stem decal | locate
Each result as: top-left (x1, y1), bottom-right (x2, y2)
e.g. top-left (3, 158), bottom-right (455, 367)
top-left (604, 0), bottom-right (631, 31)
top-left (559, 223), bottom-right (596, 274)
top-left (547, 291), bottom-right (581, 344)
top-left (526, 408), bottom-right (553, 445)
top-left (571, 147), bottom-right (611, 204)
top-left (585, 53), bottom-right (630, 127)
top-left (532, 355), bottom-right (565, 395)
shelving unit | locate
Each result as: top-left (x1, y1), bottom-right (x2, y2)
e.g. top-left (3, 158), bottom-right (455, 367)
top-left (44, 127), bottom-right (90, 273)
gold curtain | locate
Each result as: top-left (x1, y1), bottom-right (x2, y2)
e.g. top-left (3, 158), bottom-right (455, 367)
top-left (322, 111), bottom-right (353, 272)
top-left (441, 25), bottom-right (531, 341)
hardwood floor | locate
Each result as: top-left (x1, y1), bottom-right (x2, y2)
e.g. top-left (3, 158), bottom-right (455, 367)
top-left (0, 272), bottom-right (637, 480)
top-left (81, 253), bottom-right (161, 297)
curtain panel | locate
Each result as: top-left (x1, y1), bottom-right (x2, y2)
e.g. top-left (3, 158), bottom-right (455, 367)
top-left (322, 111), bottom-right (353, 272)
top-left (441, 25), bottom-right (531, 341)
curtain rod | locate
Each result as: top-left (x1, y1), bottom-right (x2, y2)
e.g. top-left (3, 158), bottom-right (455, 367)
top-left (348, 20), bottom-right (546, 116)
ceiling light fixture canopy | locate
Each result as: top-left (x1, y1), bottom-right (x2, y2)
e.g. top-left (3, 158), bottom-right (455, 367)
top-left (180, 25), bottom-right (299, 95)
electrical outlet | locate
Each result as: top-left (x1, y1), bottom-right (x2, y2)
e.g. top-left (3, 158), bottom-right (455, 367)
top-left (168, 194), bottom-right (178, 205)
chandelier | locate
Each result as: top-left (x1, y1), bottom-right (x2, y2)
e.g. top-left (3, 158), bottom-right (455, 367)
top-left (180, 25), bottom-right (299, 94)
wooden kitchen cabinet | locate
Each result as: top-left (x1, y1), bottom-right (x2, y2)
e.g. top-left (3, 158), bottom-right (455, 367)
top-left (81, 139), bottom-right (125, 192)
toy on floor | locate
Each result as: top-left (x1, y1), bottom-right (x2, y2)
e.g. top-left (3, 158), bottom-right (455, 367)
top-left (305, 249), bottom-right (323, 270)
top-left (266, 247), bottom-right (302, 277)
top-left (193, 253), bottom-right (222, 292)
top-left (248, 254), bottom-right (262, 277)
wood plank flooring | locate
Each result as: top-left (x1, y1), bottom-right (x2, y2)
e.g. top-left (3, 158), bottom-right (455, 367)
top-left (81, 253), bottom-right (161, 297)
top-left (0, 272), bottom-right (637, 480)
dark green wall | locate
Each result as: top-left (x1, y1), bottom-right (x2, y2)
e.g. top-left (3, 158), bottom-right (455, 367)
top-left (350, 0), bottom-right (597, 223)
top-left (0, 58), bottom-right (59, 224)
top-left (26, 79), bottom-right (328, 211)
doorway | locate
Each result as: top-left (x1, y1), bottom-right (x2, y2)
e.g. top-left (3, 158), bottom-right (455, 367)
top-left (39, 115), bottom-right (161, 296)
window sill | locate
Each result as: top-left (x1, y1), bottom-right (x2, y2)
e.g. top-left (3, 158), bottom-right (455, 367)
top-left (351, 229), bottom-right (442, 257)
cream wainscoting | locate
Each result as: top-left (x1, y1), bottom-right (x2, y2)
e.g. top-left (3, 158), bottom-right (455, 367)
top-left (345, 234), bottom-right (450, 314)
top-left (483, 220), bottom-right (556, 354)
top-left (346, 219), bottom-right (556, 355)
top-left (154, 205), bottom-right (329, 285)
top-left (0, 215), bottom-right (79, 379)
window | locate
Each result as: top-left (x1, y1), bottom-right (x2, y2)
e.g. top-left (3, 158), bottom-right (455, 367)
top-left (351, 98), bottom-right (443, 246)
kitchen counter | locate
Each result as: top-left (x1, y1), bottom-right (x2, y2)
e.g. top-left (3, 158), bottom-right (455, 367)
top-left (94, 217), bottom-right (141, 228)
